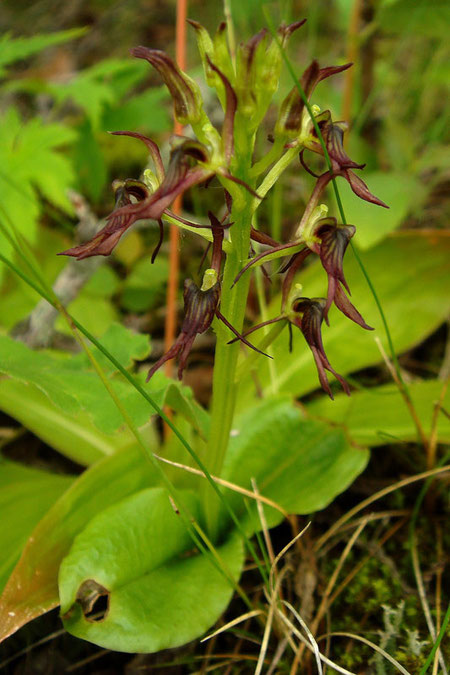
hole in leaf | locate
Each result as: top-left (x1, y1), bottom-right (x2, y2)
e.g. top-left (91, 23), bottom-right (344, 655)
top-left (75, 579), bottom-right (110, 622)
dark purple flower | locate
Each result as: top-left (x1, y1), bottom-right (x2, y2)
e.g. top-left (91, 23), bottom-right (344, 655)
top-left (228, 296), bottom-right (350, 399)
top-left (146, 218), bottom-right (270, 381)
top-left (314, 219), bottom-right (372, 329)
top-left (60, 137), bottom-right (213, 261)
top-left (289, 297), bottom-right (350, 399)
top-left (147, 278), bottom-right (221, 381)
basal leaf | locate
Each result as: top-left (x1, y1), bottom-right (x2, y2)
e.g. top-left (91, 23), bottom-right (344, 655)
top-left (0, 458), bottom-right (73, 593)
top-left (221, 397), bottom-right (369, 533)
top-left (306, 379), bottom-right (450, 447)
top-left (0, 444), bottom-right (155, 642)
top-left (237, 232), bottom-right (450, 404)
top-left (59, 488), bottom-right (244, 653)
top-left (0, 334), bottom-right (208, 435)
top-left (0, 380), bottom-right (138, 466)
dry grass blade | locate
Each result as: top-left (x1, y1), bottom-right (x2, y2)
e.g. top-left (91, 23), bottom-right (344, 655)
top-left (153, 453), bottom-right (289, 518)
top-left (282, 600), bottom-right (323, 675)
top-left (315, 465), bottom-right (450, 551)
top-left (411, 533), bottom-right (448, 675)
top-left (276, 610), bottom-right (357, 675)
top-left (318, 632), bottom-right (411, 675)
top-left (291, 519), bottom-right (368, 672)
top-left (269, 522), bottom-right (311, 591)
top-left (200, 609), bottom-right (263, 643)
top-left (255, 600), bottom-right (275, 675)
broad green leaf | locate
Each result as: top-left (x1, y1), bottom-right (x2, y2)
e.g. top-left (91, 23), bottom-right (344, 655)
top-left (59, 488), bottom-right (244, 653)
top-left (237, 233), bottom-right (450, 404)
top-left (340, 172), bottom-right (425, 249)
top-left (0, 444), bottom-right (156, 642)
top-left (0, 458), bottom-right (73, 593)
top-left (0, 28), bottom-right (87, 77)
top-left (221, 398), bottom-right (369, 533)
top-left (0, 334), bottom-right (208, 435)
top-left (306, 379), bottom-right (450, 447)
top-left (0, 380), bottom-right (138, 465)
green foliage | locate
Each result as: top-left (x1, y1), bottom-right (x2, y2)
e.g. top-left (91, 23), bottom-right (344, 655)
top-left (59, 488), bottom-right (244, 653)
top-left (340, 172), bottom-right (425, 250)
top-left (377, 0), bottom-right (450, 37)
top-left (221, 397), bottom-right (369, 533)
top-left (0, 28), bottom-right (87, 77)
top-left (0, 445), bottom-right (157, 640)
top-left (306, 379), bottom-right (450, 447)
top-left (0, 380), bottom-right (135, 466)
top-left (0, 327), bottom-right (207, 435)
top-left (120, 255), bottom-right (169, 312)
top-left (0, 107), bottom-right (76, 284)
top-left (0, 457), bottom-right (73, 592)
top-left (0, 5), bottom-right (447, 666)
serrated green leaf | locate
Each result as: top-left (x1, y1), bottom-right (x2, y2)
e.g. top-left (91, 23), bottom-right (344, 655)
top-left (237, 232), bottom-right (450, 404)
top-left (0, 107), bottom-right (75, 285)
top-left (306, 379), bottom-right (450, 447)
top-left (0, 445), bottom-right (156, 642)
top-left (0, 28), bottom-right (88, 76)
top-left (221, 398), bottom-right (369, 533)
top-left (59, 487), bottom-right (244, 653)
top-left (0, 457), bottom-right (73, 593)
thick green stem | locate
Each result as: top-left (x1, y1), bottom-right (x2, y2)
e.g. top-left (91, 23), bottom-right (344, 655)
top-left (204, 131), bottom-right (255, 539)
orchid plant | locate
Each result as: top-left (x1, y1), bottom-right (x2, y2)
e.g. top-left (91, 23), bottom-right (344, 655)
top-left (1, 17), bottom-right (389, 655)
top-left (62, 16), bottom-right (385, 458)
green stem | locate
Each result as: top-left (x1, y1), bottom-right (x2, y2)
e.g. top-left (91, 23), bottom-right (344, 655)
top-left (252, 146), bottom-right (298, 211)
top-left (205, 136), bottom-right (256, 540)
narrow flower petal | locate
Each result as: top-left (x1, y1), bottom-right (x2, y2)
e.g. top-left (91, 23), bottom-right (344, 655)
top-left (334, 283), bottom-right (374, 331)
top-left (344, 170), bottom-right (389, 208)
top-left (205, 55), bottom-right (237, 163)
top-left (110, 131), bottom-right (165, 181)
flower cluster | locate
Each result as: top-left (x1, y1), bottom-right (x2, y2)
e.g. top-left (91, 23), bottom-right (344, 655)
top-left (60, 19), bottom-right (387, 398)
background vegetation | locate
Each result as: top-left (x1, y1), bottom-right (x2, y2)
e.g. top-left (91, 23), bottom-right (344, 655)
top-left (0, 0), bottom-right (448, 672)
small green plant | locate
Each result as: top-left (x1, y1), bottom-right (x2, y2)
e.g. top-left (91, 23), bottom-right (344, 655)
top-left (0, 8), bottom-right (449, 668)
